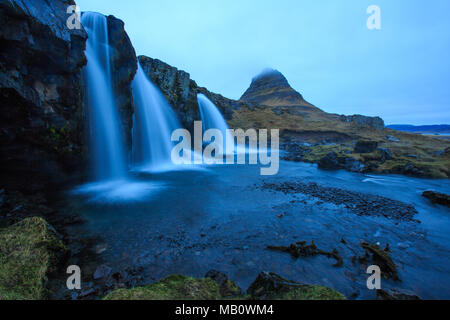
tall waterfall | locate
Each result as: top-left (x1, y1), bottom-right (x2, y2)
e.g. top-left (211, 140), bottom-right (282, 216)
top-left (197, 94), bottom-right (235, 154)
top-left (81, 12), bottom-right (126, 181)
top-left (132, 63), bottom-right (181, 171)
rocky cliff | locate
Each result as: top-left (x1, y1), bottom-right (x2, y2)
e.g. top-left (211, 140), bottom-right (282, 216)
top-left (106, 15), bottom-right (137, 154)
top-left (138, 55), bottom-right (246, 131)
top-left (0, 0), bottom-right (87, 192)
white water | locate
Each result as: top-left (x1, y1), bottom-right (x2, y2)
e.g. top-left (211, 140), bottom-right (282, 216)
top-left (197, 93), bottom-right (235, 155)
top-left (81, 12), bottom-right (126, 181)
top-left (132, 63), bottom-right (182, 172)
top-left (78, 13), bottom-right (161, 203)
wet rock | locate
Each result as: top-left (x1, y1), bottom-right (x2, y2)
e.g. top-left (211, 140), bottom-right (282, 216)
top-left (247, 272), bottom-right (345, 300)
top-left (377, 148), bottom-right (392, 161)
top-left (318, 152), bottom-right (340, 170)
top-left (342, 157), bottom-right (364, 172)
top-left (386, 135), bottom-right (400, 143)
top-left (205, 270), bottom-right (242, 297)
top-left (0, 0), bottom-right (88, 193)
top-left (267, 240), bottom-right (343, 267)
top-left (361, 242), bottom-right (399, 281)
top-left (422, 191), bottom-right (450, 208)
top-left (106, 14), bottom-right (137, 153)
top-left (377, 289), bottom-right (420, 300)
top-left (354, 140), bottom-right (378, 153)
top-left (93, 264), bottom-right (112, 280)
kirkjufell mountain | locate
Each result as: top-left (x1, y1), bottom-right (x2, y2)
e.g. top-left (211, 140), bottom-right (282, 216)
top-left (240, 68), bottom-right (318, 110)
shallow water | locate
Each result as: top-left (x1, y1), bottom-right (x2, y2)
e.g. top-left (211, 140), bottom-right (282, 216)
top-left (67, 160), bottom-right (450, 299)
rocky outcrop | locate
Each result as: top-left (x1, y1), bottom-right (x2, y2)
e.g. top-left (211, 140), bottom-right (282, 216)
top-left (339, 114), bottom-right (385, 130)
top-left (106, 15), bottom-right (137, 152)
top-left (138, 56), bottom-right (199, 131)
top-left (138, 55), bottom-right (247, 131)
top-left (0, 0), bottom-right (87, 192)
top-left (247, 272), bottom-right (345, 300)
top-left (422, 191), bottom-right (450, 208)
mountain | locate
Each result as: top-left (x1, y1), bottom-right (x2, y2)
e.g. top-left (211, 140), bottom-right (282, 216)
top-left (387, 124), bottom-right (450, 134)
top-left (240, 69), bottom-right (318, 111)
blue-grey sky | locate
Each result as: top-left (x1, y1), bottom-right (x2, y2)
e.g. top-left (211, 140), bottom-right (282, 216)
top-left (76, 0), bottom-right (450, 125)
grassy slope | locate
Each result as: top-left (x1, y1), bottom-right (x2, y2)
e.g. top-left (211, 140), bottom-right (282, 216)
top-left (228, 106), bottom-right (450, 178)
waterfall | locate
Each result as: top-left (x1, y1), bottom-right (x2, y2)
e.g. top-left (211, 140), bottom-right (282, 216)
top-left (132, 63), bottom-right (182, 171)
top-left (81, 12), bottom-right (126, 181)
top-left (197, 94), bottom-right (235, 155)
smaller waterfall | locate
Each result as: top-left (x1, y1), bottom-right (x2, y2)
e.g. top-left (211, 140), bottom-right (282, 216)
top-left (82, 12), bottom-right (126, 181)
top-left (197, 94), bottom-right (235, 155)
top-left (132, 63), bottom-right (182, 172)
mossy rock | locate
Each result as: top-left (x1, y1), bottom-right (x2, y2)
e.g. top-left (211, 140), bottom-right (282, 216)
top-left (104, 275), bottom-right (223, 300)
top-left (247, 272), bottom-right (345, 300)
top-left (0, 217), bottom-right (65, 300)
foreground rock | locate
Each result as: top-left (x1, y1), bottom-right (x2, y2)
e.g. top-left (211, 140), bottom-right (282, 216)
top-left (103, 274), bottom-right (224, 300)
top-left (376, 289), bottom-right (421, 300)
top-left (104, 271), bottom-right (345, 300)
top-left (422, 191), bottom-right (450, 208)
top-left (0, 0), bottom-right (88, 192)
top-left (247, 272), bottom-right (345, 300)
top-left (0, 217), bottom-right (65, 299)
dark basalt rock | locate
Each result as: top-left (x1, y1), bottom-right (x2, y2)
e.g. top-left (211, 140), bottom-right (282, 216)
top-left (138, 55), bottom-right (248, 132)
top-left (0, 0), bottom-right (88, 192)
top-left (205, 270), bottom-right (242, 297)
top-left (247, 271), bottom-right (345, 300)
top-left (422, 191), bottom-right (450, 208)
top-left (361, 242), bottom-right (399, 281)
top-left (376, 289), bottom-right (421, 300)
top-left (339, 114), bottom-right (385, 130)
top-left (318, 152), bottom-right (340, 170)
top-left (106, 15), bottom-right (137, 155)
top-left (354, 140), bottom-right (378, 153)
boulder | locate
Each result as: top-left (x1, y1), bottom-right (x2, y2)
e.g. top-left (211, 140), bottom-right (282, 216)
top-left (378, 148), bottom-right (392, 161)
top-left (205, 270), bottom-right (241, 297)
top-left (377, 289), bottom-right (420, 300)
top-left (354, 140), bottom-right (378, 153)
top-left (422, 191), bottom-right (450, 208)
top-left (318, 152), bottom-right (340, 170)
top-left (247, 271), bottom-right (345, 300)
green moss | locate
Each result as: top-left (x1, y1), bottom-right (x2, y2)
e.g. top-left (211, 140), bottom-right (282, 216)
top-left (104, 275), bottom-right (222, 300)
top-left (274, 285), bottom-right (346, 300)
top-left (0, 217), bottom-right (65, 300)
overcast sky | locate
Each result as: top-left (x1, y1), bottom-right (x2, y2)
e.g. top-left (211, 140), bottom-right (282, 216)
top-left (76, 0), bottom-right (450, 125)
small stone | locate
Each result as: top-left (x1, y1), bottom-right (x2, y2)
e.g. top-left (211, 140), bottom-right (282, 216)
top-left (93, 264), bottom-right (112, 280)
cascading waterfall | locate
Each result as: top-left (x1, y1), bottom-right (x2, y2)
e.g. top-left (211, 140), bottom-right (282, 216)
top-left (197, 94), bottom-right (235, 155)
top-left (132, 62), bottom-right (182, 171)
top-left (75, 13), bottom-right (162, 203)
top-left (81, 12), bottom-right (126, 181)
